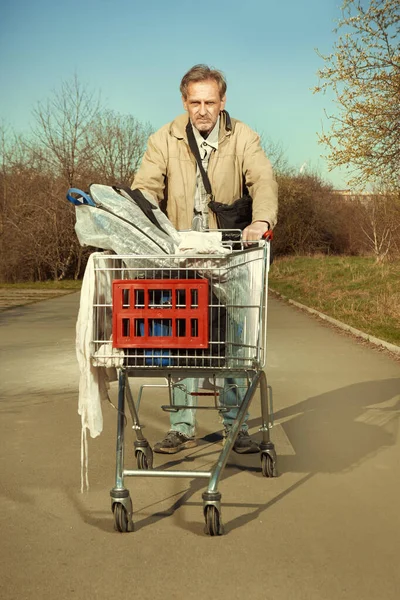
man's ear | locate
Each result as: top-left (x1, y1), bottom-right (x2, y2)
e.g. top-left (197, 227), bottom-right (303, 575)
top-left (182, 96), bottom-right (188, 111)
top-left (220, 95), bottom-right (226, 111)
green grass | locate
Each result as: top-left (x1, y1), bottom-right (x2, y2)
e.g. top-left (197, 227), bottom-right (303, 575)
top-left (268, 256), bottom-right (400, 346)
top-left (0, 280), bottom-right (82, 290)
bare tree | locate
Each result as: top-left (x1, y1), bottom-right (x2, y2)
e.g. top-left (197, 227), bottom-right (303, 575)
top-left (255, 131), bottom-right (290, 175)
top-left (0, 125), bottom-right (39, 280)
top-left (314, 0), bottom-right (400, 190)
top-left (87, 110), bottom-right (153, 185)
top-left (22, 76), bottom-right (102, 279)
top-left (1, 77), bottom-right (158, 282)
top-left (30, 74), bottom-right (100, 187)
top-left (273, 172), bottom-right (337, 255)
top-left (0, 124), bottom-right (8, 241)
top-left (355, 191), bottom-right (400, 262)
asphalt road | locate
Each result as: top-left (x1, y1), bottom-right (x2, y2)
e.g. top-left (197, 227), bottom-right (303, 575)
top-left (1, 292), bottom-right (399, 600)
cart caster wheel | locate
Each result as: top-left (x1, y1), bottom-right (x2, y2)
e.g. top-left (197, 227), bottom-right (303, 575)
top-left (113, 503), bottom-right (133, 533)
top-left (261, 452), bottom-right (277, 478)
top-left (136, 449), bottom-right (151, 470)
top-left (204, 505), bottom-right (224, 536)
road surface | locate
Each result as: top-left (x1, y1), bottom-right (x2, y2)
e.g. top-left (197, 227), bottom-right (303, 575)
top-left (1, 292), bottom-right (399, 600)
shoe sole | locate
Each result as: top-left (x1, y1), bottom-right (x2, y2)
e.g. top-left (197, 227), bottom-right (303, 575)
top-left (223, 433), bottom-right (260, 454)
top-left (233, 446), bottom-right (260, 454)
top-left (153, 439), bottom-right (198, 454)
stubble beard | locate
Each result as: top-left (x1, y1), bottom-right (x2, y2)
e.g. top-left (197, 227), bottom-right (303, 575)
top-left (194, 117), bottom-right (213, 135)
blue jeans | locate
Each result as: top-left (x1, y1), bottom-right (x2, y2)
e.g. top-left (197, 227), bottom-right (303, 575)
top-left (169, 377), bottom-right (249, 437)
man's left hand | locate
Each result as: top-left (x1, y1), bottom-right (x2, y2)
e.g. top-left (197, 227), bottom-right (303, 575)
top-left (242, 221), bottom-right (270, 245)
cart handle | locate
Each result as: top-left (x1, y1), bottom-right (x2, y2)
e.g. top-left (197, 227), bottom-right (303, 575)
top-left (66, 188), bottom-right (96, 207)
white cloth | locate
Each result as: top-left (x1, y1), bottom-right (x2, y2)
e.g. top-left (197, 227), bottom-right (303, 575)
top-left (177, 230), bottom-right (229, 255)
top-left (177, 231), bottom-right (231, 297)
top-left (76, 253), bottom-right (113, 439)
top-left (76, 252), bottom-right (118, 491)
top-left (92, 343), bottom-right (124, 368)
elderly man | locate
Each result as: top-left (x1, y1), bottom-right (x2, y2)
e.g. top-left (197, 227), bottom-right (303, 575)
top-left (131, 64), bottom-right (278, 454)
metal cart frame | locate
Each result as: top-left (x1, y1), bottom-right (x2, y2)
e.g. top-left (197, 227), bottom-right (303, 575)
top-left (91, 241), bottom-right (277, 535)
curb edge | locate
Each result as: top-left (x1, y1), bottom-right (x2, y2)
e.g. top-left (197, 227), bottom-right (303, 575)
top-left (269, 289), bottom-right (400, 356)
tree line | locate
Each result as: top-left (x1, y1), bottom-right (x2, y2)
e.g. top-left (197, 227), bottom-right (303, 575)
top-left (1, 0), bottom-right (399, 282)
top-left (1, 83), bottom-right (399, 283)
top-left (0, 77), bottom-right (153, 282)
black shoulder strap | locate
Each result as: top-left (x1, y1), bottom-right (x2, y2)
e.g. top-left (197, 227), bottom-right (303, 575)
top-left (185, 121), bottom-right (213, 198)
top-left (114, 184), bottom-right (168, 235)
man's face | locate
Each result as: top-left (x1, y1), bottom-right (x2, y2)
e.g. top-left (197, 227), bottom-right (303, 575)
top-left (182, 79), bottom-right (226, 135)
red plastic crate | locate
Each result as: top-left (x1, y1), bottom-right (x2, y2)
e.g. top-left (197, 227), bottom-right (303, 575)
top-left (112, 279), bottom-right (209, 349)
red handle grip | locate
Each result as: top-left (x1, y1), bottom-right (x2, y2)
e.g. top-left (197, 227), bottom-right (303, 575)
top-left (262, 230), bottom-right (274, 241)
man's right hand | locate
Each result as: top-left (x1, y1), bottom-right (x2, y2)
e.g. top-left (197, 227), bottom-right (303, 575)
top-left (242, 221), bottom-right (271, 245)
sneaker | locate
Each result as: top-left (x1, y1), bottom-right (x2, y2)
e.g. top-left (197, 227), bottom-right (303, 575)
top-left (225, 427), bottom-right (260, 454)
top-left (153, 430), bottom-right (198, 454)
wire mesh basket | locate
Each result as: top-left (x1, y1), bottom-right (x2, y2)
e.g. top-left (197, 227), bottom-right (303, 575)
top-left (91, 243), bottom-right (270, 371)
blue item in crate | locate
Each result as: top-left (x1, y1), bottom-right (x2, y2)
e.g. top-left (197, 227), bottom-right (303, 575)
top-left (144, 320), bottom-right (174, 366)
top-left (143, 291), bottom-right (174, 366)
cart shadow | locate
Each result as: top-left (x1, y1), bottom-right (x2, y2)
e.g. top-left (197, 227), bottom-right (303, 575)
top-left (130, 453), bottom-right (301, 536)
top-left (267, 377), bottom-right (400, 475)
top-left (72, 377), bottom-right (400, 535)
top-left (134, 377), bottom-right (400, 534)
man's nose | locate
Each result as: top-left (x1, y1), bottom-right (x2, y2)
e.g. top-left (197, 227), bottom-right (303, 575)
top-left (199, 102), bottom-right (207, 115)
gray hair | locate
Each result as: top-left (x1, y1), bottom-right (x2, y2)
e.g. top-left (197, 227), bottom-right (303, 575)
top-left (180, 64), bottom-right (227, 100)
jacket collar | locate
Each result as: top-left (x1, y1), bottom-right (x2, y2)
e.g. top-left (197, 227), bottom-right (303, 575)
top-left (170, 110), bottom-right (233, 142)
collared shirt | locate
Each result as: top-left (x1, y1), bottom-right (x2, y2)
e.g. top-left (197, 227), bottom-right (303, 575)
top-left (191, 117), bottom-right (219, 231)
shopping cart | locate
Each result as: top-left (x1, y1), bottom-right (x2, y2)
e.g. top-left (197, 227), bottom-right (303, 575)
top-left (91, 239), bottom-right (277, 535)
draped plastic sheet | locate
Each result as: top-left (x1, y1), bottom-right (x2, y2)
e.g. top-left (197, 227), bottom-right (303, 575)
top-left (75, 184), bottom-right (180, 257)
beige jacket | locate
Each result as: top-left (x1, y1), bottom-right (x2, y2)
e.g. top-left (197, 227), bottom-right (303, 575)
top-left (132, 111), bottom-right (278, 230)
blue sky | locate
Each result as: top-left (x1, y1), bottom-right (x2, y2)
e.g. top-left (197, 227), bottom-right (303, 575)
top-left (0, 0), bottom-right (349, 188)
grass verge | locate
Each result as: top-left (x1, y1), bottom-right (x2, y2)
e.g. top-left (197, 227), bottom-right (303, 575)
top-left (0, 280), bottom-right (82, 290)
top-left (268, 256), bottom-right (400, 346)
top-left (0, 280), bottom-right (82, 311)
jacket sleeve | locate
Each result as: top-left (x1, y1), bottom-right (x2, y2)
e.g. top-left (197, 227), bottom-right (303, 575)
top-left (130, 130), bottom-right (167, 204)
top-left (242, 128), bottom-right (278, 229)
